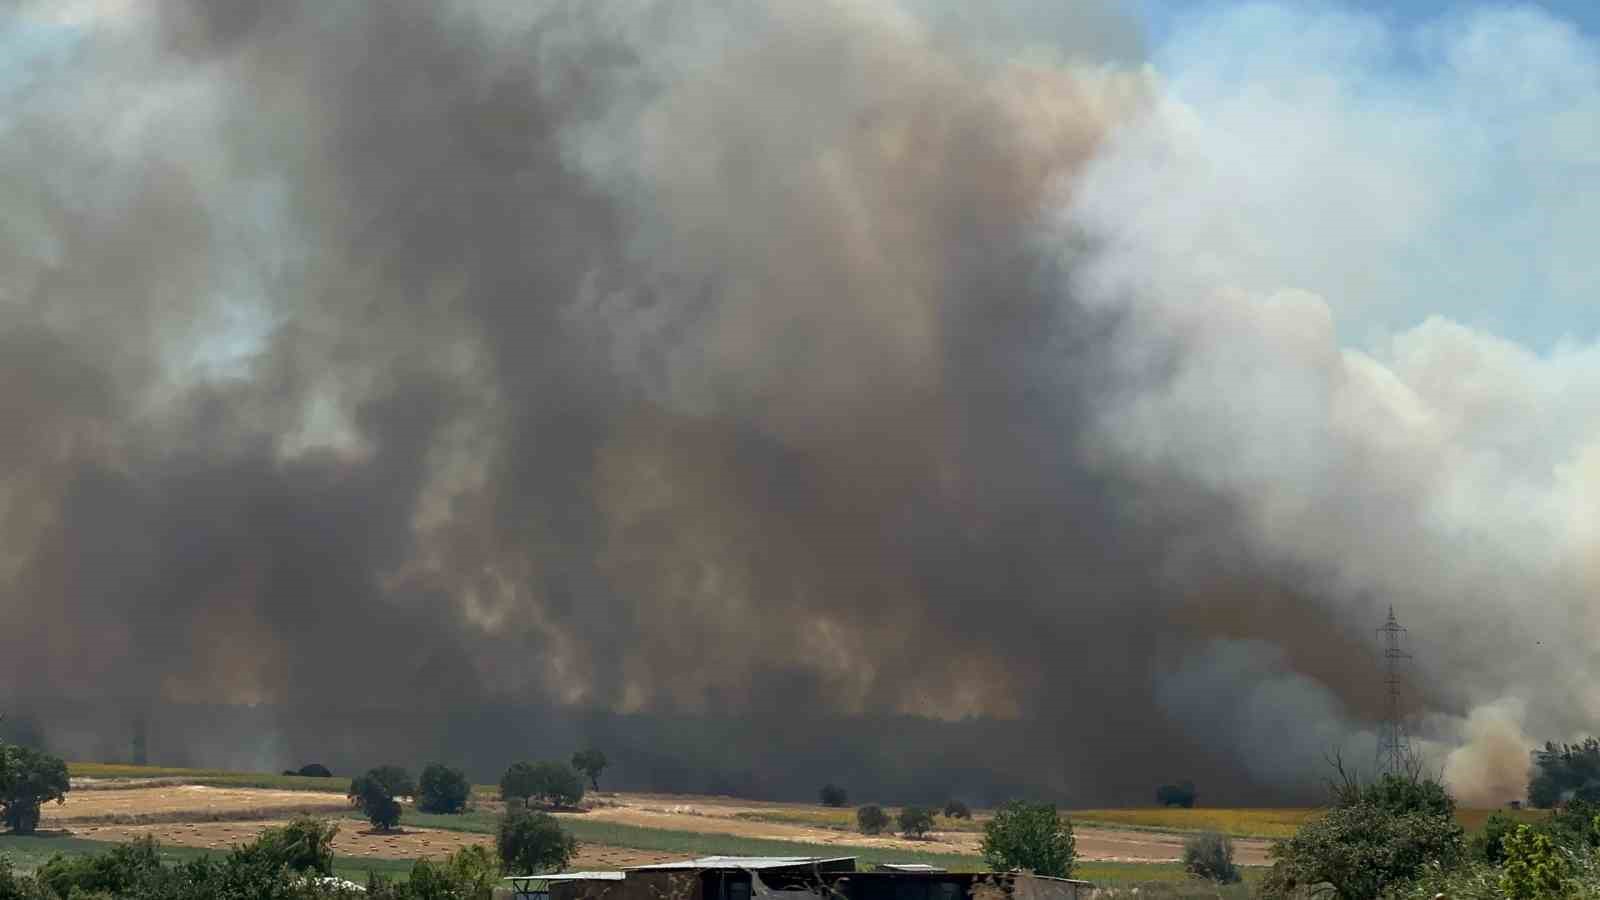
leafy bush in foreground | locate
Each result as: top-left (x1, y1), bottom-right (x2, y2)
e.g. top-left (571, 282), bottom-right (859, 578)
top-left (1182, 831), bottom-right (1240, 884)
top-left (980, 800), bottom-right (1075, 878)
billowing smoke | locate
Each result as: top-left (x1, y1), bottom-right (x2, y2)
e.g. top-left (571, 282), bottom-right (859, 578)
top-left (1, 0), bottom-right (1595, 805)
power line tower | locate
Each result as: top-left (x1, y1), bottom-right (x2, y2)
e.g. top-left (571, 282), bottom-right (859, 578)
top-left (1376, 605), bottom-right (1412, 776)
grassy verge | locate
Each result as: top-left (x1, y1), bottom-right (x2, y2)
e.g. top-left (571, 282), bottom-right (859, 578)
top-left (0, 832), bottom-right (413, 883)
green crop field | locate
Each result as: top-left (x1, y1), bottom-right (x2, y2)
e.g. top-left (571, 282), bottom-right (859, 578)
top-left (69, 762), bottom-right (354, 794)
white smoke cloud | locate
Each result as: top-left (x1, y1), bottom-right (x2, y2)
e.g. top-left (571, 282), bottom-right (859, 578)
top-left (1066, 3), bottom-right (1600, 800)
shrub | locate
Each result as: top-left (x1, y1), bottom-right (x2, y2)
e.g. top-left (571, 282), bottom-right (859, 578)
top-left (251, 816), bottom-right (338, 874)
top-left (899, 806), bottom-right (935, 839)
top-left (1500, 824), bottom-right (1573, 900)
top-left (1182, 831), bottom-right (1240, 884)
top-left (1155, 781), bottom-right (1196, 808)
top-left (857, 804), bottom-right (890, 835)
top-left (497, 808), bottom-right (577, 876)
top-left (37, 834), bottom-right (162, 897)
top-left (417, 763), bottom-right (471, 814)
top-left (571, 749), bottom-right (608, 792)
top-left (1264, 801), bottom-right (1464, 899)
top-left (350, 770), bottom-right (404, 831)
top-left (298, 763), bottom-right (334, 778)
top-left (372, 846), bottom-right (498, 900)
top-left (0, 744), bottom-right (69, 834)
top-left (1471, 811), bottom-right (1520, 865)
top-left (943, 800), bottom-right (971, 820)
top-left (500, 761), bottom-right (584, 809)
top-left (980, 801), bottom-right (1075, 878)
top-left (820, 784), bottom-right (849, 808)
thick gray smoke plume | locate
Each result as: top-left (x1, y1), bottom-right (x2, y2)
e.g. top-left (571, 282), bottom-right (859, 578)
top-left (2, 0), bottom-right (1594, 804)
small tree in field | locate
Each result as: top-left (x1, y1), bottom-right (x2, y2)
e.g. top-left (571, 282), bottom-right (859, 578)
top-left (1156, 781), bottom-right (1196, 808)
top-left (571, 749), bottom-right (608, 791)
top-left (0, 743), bottom-right (69, 834)
top-left (1183, 832), bottom-right (1240, 884)
top-left (500, 761), bottom-right (584, 809)
top-left (418, 762), bottom-right (471, 814)
top-left (899, 806), bottom-right (935, 839)
top-left (943, 799), bottom-right (971, 820)
top-left (857, 804), bottom-right (890, 835)
top-left (820, 784), bottom-right (849, 808)
top-left (349, 770), bottom-right (404, 831)
top-left (980, 801), bottom-right (1075, 878)
top-left (498, 808), bottom-right (576, 875)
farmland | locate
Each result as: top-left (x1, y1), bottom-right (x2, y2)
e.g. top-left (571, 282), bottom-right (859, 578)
top-left (0, 760), bottom-right (1520, 892)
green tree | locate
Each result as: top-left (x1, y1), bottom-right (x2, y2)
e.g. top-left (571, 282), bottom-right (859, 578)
top-left (1530, 739), bottom-right (1600, 809)
top-left (1156, 781), bottom-right (1197, 808)
top-left (417, 763), bottom-right (470, 814)
top-left (366, 764), bottom-right (416, 799)
top-left (898, 806), bottom-right (935, 839)
top-left (1500, 824), bottom-right (1573, 900)
top-left (0, 744), bottom-right (69, 834)
top-left (979, 801), bottom-right (1076, 878)
top-left (497, 808), bottom-right (577, 876)
top-left (251, 816), bottom-right (339, 874)
top-left (570, 749), bottom-right (608, 792)
top-left (819, 784), bottom-right (849, 808)
top-left (350, 770), bottom-right (404, 831)
top-left (500, 761), bottom-right (584, 809)
top-left (1262, 763), bottom-right (1464, 900)
top-left (943, 799), bottom-right (971, 820)
top-left (856, 804), bottom-right (890, 835)
top-left (1182, 832), bottom-right (1240, 884)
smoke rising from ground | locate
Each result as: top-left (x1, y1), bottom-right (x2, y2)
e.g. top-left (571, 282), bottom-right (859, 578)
top-left (0, 0), bottom-right (1595, 804)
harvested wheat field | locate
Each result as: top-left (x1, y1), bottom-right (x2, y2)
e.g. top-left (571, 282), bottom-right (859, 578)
top-left (42, 785), bottom-right (351, 825)
top-left (65, 819), bottom-right (674, 868)
top-left (563, 794), bottom-right (1273, 865)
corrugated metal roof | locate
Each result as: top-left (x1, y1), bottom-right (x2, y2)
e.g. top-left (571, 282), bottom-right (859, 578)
top-left (504, 872), bottom-right (628, 884)
top-left (626, 856), bottom-right (856, 871)
top-left (873, 864), bottom-right (946, 873)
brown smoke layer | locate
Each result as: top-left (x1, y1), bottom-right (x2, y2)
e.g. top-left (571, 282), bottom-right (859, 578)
top-left (0, 0), bottom-right (1416, 803)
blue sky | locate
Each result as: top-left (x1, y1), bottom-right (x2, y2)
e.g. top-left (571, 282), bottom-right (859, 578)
top-left (1140, 0), bottom-right (1600, 43)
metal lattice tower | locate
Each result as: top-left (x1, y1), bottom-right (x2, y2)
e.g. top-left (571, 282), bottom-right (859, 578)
top-left (1377, 605), bottom-right (1412, 776)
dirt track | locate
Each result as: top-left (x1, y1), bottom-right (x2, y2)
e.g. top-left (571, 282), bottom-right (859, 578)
top-left (40, 786), bottom-right (1271, 865)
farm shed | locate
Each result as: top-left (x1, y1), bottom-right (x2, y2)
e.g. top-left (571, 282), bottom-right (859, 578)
top-left (514, 857), bottom-right (1091, 900)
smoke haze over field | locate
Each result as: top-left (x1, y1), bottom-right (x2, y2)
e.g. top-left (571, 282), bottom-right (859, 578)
top-left (2, 0), bottom-right (1598, 805)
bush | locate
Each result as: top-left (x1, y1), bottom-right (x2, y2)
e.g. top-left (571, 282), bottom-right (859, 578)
top-left (500, 761), bottom-right (584, 809)
top-left (979, 801), bottom-right (1076, 878)
top-left (1471, 811), bottom-right (1520, 865)
top-left (857, 804), bottom-right (890, 835)
top-left (943, 800), bottom-right (971, 820)
top-left (497, 808), bottom-right (577, 876)
top-left (1500, 824), bottom-right (1573, 900)
top-left (0, 744), bottom-right (69, 834)
top-left (898, 806), bottom-right (935, 839)
top-left (251, 816), bottom-right (338, 875)
top-left (38, 834), bottom-right (163, 897)
top-left (417, 763), bottom-right (470, 814)
top-left (298, 763), bottom-right (334, 779)
top-left (1263, 795), bottom-right (1464, 899)
top-left (1182, 832), bottom-right (1240, 884)
top-left (368, 846), bottom-right (498, 900)
top-left (820, 784), bottom-right (849, 808)
top-left (1155, 781), bottom-right (1196, 808)
top-left (571, 749), bottom-right (608, 792)
top-left (350, 770), bottom-right (405, 831)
